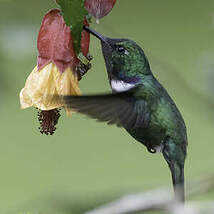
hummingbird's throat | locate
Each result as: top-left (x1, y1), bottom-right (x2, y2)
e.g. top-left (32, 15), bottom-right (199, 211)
top-left (110, 79), bottom-right (136, 92)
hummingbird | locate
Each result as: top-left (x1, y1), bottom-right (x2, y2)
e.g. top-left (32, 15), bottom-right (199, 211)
top-left (61, 26), bottom-right (187, 202)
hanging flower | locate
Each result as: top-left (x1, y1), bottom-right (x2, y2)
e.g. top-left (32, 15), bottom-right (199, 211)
top-left (20, 9), bottom-right (91, 135)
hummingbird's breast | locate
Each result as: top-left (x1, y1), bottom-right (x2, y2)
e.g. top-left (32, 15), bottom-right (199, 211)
top-left (126, 125), bottom-right (166, 152)
top-left (125, 79), bottom-right (187, 152)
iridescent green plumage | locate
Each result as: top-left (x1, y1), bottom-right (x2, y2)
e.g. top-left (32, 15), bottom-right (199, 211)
top-left (62, 27), bottom-right (187, 202)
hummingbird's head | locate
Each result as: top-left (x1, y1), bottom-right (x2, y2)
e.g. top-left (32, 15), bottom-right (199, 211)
top-left (84, 26), bottom-right (152, 91)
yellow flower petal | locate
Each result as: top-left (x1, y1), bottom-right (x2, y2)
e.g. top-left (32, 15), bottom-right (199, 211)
top-left (20, 63), bottom-right (81, 112)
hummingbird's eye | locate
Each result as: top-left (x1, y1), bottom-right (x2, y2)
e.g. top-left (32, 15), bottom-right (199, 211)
top-left (116, 45), bottom-right (125, 53)
top-left (115, 45), bottom-right (129, 55)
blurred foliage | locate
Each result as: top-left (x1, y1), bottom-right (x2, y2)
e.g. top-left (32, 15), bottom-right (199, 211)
top-left (0, 0), bottom-right (214, 213)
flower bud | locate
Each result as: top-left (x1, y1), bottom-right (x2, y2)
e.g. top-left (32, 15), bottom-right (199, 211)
top-left (85, 0), bottom-right (116, 21)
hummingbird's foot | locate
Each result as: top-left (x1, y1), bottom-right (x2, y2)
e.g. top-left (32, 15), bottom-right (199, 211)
top-left (147, 146), bottom-right (156, 154)
top-left (77, 53), bottom-right (93, 80)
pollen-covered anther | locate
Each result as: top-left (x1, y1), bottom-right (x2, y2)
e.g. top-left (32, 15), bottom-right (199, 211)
top-left (76, 61), bottom-right (92, 80)
top-left (76, 53), bottom-right (93, 80)
top-left (38, 109), bottom-right (61, 135)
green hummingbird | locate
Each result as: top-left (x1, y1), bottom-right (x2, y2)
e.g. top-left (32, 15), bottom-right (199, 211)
top-left (62, 26), bottom-right (187, 202)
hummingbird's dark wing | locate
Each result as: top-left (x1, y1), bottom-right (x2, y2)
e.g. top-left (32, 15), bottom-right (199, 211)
top-left (61, 87), bottom-right (150, 129)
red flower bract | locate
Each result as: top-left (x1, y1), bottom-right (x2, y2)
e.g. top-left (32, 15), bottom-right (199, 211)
top-left (81, 18), bottom-right (90, 57)
top-left (37, 9), bottom-right (90, 73)
top-left (85, 0), bottom-right (116, 20)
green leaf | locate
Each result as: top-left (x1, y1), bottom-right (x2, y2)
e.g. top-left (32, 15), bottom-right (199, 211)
top-left (57, 0), bottom-right (88, 54)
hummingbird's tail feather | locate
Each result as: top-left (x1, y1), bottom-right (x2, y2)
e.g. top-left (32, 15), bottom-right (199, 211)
top-left (171, 165), bottom-right (185, 202)
top-left (162, 138), bottom-right (186, 203)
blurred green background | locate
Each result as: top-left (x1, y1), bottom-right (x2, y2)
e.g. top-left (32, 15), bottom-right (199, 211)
top-left (0, 0), bottom-right (214, 213)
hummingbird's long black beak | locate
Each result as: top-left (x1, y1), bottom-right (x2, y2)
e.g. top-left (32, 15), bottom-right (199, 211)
top-left (84, 25), bottom-right (113, 75)
top-left (83, 26), bottom-right (108, 44)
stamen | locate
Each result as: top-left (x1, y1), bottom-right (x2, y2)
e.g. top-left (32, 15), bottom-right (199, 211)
top-left (37, 108), bottom-right (61, 135)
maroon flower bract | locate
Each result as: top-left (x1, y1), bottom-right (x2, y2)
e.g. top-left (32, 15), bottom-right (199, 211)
top-left (37, 9), bottom-right (90, 73)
